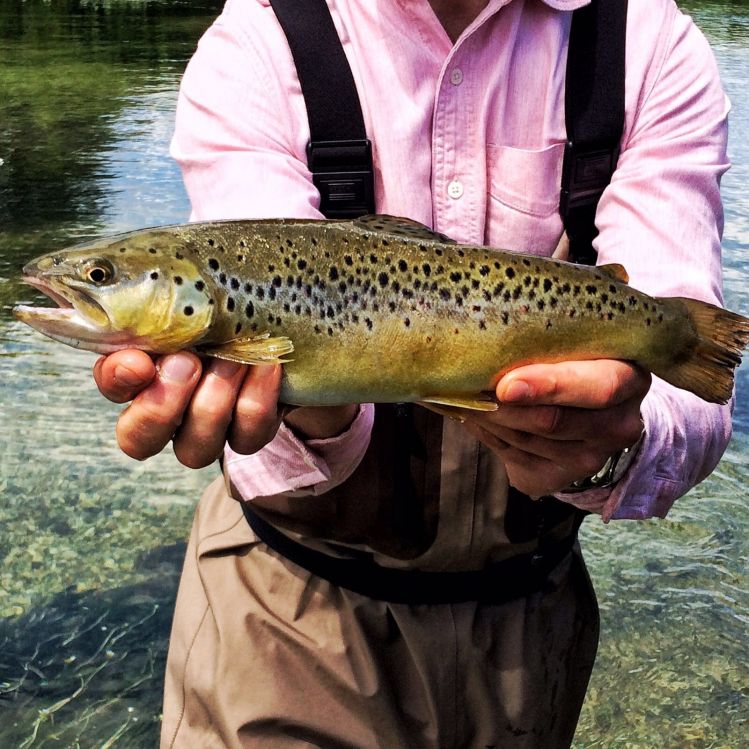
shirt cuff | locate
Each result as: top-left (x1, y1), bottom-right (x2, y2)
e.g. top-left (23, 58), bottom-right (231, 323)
top-left (225, 403), bottom-right (374, 501)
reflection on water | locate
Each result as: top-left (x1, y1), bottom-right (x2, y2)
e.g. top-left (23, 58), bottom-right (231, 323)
top-left (0, 1), bottom-right (747, 747)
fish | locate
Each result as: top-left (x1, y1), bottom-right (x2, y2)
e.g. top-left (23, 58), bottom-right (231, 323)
top-left (13, 214), bottom-right (749, 408)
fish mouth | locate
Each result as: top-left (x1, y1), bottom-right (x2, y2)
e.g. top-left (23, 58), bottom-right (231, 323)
top-left (13, 275), bottom-right (131, 353)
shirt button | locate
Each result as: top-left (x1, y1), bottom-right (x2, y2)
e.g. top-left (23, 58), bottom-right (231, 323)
top-left (450, 68), bottom-right (464, 86)
top-left (447, 179), bottom-right (464, 199)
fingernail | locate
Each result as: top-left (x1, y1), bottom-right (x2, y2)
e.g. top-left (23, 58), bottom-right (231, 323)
top-left (159, 354), bottom-right (197, 383)
top-left (209, 359), bottom-right (244, 381)
top-left (114, 364), bottom-right (146, 388)
top-left (499, 379), bottom-right (533, 402)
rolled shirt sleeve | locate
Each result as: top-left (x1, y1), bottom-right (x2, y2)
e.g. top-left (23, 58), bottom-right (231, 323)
top-left (170, 4), bottom-right (373, 502)
top-left (555, 4), bottom-right (732, 520)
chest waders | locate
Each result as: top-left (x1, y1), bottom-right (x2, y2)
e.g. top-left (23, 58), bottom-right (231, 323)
top-left (240, 0), bottom-right (628, 603)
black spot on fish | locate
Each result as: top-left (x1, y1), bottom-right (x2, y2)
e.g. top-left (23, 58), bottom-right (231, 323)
top-left (297, 259), bottom-right (307, 271)
top-left (209, 258), bottom-right (219, 271)
top-left (537, 300), bottom-right (546, 310)
top-left (523, 275), bottom-right (532, 287)
top-left (176, 252), bottom-right (184, 260)
top-left (512, 287), bottom-right (523, 300)
top-left (195, 280), bottom-right (205, 291)
top-left (273, 276), bottom-right (282, 288)
top-left (543, 279), bottom-right (552, 293)
top-left (505, 267), bottom-right (516, 279)
top-left (329, 266), bottom-right (339, 281)
top-left (450, 271), bottom-right (462, 283)
top-left (378, 272), bottom-right (389, 287)
top-left (546, 320), bottom-right (553, 329)
top-left (119, 247), bottom-right (127, 253)
top-left (483, 290), bottom-right (492, 302)
top-left (245, 301), bottom-right (254, 318)
top-left (404, 317), bottom-right (411, 327)
top-left (422, 263), bottom-right (432, 276)
top-left (522, 258), bottom-right (531, 267)
top-left (501, 311), bottom-right (510, 325)
top-left (235, 322), bottom-right (242, 334)
top-left (207, 239), bottom-right (215, 247)
top-left (257, 288), bottom-right (265, 300)
top-left (219, 273), bottom-right (227, 285)
top-left (609, 284), bottom-right (617, 294)
top-left (398, 259), bottom-right (408, 272)
top-left (440, 288), bottom-right (451, 301)
top-left (365, 318), bottom-right (373, 330)
top-left (149, 247), bottom-right (157, 255)
top-left (184, 306), bottom-right (194, 316)
top-left (585, 284), bottom-right (597, 295)
top-left (150, 272), bottom-right (159, 280)
top-left (208, 299), bottom-right (215, 306)
top-left (227, 297), bottom-right (235, 312)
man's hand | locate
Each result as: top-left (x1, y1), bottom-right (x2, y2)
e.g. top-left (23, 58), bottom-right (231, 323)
top-left (462, 360), bottom-right (650, 497)
top-left (93, 350), bottom-right (285, 467)
top-left (93, 350), bottom-right (357, 467)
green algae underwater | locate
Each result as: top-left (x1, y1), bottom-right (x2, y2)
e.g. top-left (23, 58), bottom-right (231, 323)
top-left (0, 1), bottom-right (747, 746)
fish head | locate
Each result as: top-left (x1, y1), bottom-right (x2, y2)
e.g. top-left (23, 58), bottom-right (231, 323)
top-left (13, 231), bottom-right (217, 354)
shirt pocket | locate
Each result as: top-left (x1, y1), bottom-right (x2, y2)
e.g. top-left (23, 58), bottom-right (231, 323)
top-left (485, 142), bottom-right (565, 255)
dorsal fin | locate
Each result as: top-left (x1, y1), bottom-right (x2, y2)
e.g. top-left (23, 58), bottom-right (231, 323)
top-left (597, 263), bottom-right (629, 284)
top-left (353, 214), bottom-right (456, 244)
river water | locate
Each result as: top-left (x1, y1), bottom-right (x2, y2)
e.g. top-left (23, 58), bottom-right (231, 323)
top-left (0, 1), bottom-right (746, 746)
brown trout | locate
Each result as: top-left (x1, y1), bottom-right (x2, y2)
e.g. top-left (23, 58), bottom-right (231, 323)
top-left (13, 215), bottom-right (749, 407)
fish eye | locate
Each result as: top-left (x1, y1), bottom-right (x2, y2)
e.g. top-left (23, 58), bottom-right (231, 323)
top-left (84, 260), bottom-right (115, 285)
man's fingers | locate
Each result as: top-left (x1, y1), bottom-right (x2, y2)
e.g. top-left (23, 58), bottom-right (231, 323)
top-left (496, 359), bottom-right (651, 409)
top-left (94, 350), bottom-right (157, 403)
top-left (115, 353), bottom-right (202, 460)
top-left (172, 360), bottom-right (249, 468)
top-left (228, 364), bottom-right (285, 455)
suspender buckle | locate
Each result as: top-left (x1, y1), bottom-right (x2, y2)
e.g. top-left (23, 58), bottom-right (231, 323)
top-left (560, 140), bottom-right (620, 265)
top-left (560, 139), bottom-right (619, 216)
top-left (307, 139), bottom-right (375, 219)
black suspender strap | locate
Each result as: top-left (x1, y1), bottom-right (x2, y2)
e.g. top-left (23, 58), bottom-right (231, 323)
top-left (561, 0), bottom-right (628, 266)
top-left (268, 0), bottom-right (375, 218)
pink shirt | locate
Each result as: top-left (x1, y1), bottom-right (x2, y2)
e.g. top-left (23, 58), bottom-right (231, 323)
top-left (171, 0), bottom-right (732, 521)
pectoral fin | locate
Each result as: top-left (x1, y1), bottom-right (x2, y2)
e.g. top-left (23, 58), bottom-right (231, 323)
top-left (200, 333), bottom-right (294, 365)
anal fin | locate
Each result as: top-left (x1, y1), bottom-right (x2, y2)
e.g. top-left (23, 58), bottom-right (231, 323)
top-left (419, 394), bottom-right (499, 420)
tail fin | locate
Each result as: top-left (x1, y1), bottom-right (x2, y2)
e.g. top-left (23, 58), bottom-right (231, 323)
top-left (662, 298), bottom-right (749, 404)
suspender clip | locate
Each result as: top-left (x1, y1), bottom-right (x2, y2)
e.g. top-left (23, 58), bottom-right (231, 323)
top-left (560, 140), bottom-right (620, 265)
top-left (307, 139), bottom-right (375, 219)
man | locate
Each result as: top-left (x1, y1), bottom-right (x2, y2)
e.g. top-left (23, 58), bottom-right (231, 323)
top-left (94, 0), bottom-right (731, 746)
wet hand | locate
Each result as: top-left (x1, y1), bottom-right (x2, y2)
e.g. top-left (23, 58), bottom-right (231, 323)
top-left (93, 350), bottom-right (285, 467)
top-left (462, 360), bottom-right (650, 496)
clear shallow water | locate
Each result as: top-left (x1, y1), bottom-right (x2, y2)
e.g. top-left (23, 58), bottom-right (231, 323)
top-left (0, 1), bottom-right (747, 746)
